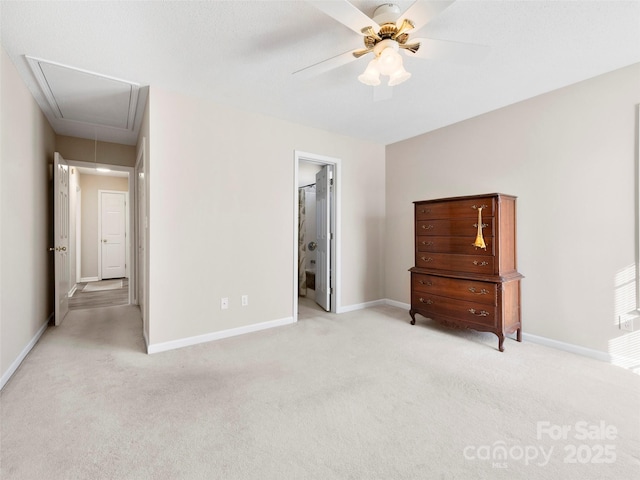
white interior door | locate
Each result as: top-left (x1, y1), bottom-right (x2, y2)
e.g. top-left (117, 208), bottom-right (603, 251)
top-left (315, 165), bottom-right (332, 311)
top-left (53, 152), bottom-right (70, 325)
top-left (100, 191), bottom-right (126, 279)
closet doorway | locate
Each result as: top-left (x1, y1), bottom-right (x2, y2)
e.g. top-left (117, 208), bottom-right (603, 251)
top-left (294, 151), bottom-right (340, 320)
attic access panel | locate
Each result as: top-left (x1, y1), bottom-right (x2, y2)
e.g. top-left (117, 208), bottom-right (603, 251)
top-left (26, 56), bottom-right (139, 130)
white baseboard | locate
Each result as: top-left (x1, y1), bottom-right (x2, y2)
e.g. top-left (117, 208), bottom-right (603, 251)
top-left (147, 316), bottom-right (295, 354)
top-left (384, 299), bottom-right (411, 310)
top-left (337, 299), bottom-right (386, 313)
top-left (522, 332), bottom-right (611, 363)
top-left (80, 276), bottom-right (99, 283)
top-left (68, 284), bottom-right (77, 297)
top-left (380, 299), bottom-right (617, 364)
top-left (1, 314), bottom-right (51, 390)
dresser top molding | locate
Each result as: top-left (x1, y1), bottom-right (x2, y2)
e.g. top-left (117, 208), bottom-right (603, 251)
top-left (413, 193), bottom-right (517, 204)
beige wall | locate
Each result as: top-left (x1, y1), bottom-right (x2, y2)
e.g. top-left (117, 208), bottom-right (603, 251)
top-left (56, 135), bottom-right (136, 167)
top-left (385, 63), bottom-right (640, 357)
top-left (1, 47), bottom-right (56, 383)
top-left (146, 86), bottom-right (386, 346)
top-left (77, 174), bottom-right (129, 279)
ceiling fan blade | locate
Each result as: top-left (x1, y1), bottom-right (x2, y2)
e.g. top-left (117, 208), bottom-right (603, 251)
top-left (308, 0), bottom-right (379, 35)
top-left (404, 38), bottom-right (490, 65)
top-left (293, 49), bottom-right (360, 80)
top-left (400, 0), bottom-right (456, 32)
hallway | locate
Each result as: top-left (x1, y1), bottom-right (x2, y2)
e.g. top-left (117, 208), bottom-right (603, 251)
top-left (69, 279), bottom-right (129, 310)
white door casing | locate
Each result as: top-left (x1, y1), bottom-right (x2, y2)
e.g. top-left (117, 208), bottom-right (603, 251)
top-left (99, 191), bottom-right (127, 279)
top-left (53, 152), bottom-right (70, 325)
top-left (135, 142), bottom-right (146, 317)
top-left (293, 150), bottom-right (340, 320)
top-left (315, 165), bottom-right (332, 311)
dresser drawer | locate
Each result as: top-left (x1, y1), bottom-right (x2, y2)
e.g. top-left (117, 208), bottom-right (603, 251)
top-left (411, 292), bottom-right (498, 328)
top-left (416, 196), bottom-right (495, 220)
top-left (416, 218), bottom-right (494, 237)
top-left (416, 235), bottom-right (493, 255)
top-left (412, 273), bottom-right (497, 306)
top-left (416, 253), bottom-right (495, 274)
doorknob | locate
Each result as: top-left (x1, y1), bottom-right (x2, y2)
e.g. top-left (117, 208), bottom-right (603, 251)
top-left (60, 246), bottom-right (67, 251)
top-left (49, 247), bottom-right (55, 252)
top-left (103, 239), bottom-right (107, 243)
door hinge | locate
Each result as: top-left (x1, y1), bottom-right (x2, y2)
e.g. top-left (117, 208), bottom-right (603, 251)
top-left (330, 288), bottom-right (334, 294)
top-left (330, 178), bottom-right (334, 186)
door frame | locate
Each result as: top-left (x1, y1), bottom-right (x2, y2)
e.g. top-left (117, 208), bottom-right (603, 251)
top-left (97, 189), bottom-right (129, 280)
top-left (134, 138), bottom-right (149, 345)
top-left (293, 151), bottom-right (341, 320)
top-left (65, 159), bottom-right (135, 305)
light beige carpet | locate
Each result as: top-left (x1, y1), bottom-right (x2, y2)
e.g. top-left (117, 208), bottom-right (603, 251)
top-left (82, 279), bottom-right (123, 292)
top-left (1, 303), bottom-right (638, 479)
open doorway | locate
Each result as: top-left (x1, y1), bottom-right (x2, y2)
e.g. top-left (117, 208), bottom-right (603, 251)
top-left (64, 162), bottom-right (133, 311)
top-left (294, 151), bottom-right (340, 321)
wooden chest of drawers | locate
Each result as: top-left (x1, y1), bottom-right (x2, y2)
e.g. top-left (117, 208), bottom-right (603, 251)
top-left (409, 193), bottom-right (523, 351)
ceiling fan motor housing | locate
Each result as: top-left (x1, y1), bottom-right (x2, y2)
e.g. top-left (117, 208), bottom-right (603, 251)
top-left (360, 4), bottom-right (414, 53)
top-left (372, 3), bottom-right (401, 25)
top-left (354, 3), bottom-right (420, 62)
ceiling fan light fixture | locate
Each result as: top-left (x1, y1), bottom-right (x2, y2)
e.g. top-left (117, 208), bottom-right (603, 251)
top-left (362, 38), bottom-right (410, 86)
top-left (388, 64), bottom-right (411, 86)
top-left (358, 59), bottom-right (381, 86)
top-left (377, 47), bottom-right (402, 76)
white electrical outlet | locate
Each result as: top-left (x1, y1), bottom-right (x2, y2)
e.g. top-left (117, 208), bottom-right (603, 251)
top-left (619, 314), bottom-right (635, 332)
top-left (221, 297), bottom-right (229, 310)
top-left (241, 295), bottom-right (249, 307)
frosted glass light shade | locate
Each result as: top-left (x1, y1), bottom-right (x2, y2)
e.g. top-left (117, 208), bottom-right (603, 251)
top-left (358, 59), bottom-right (381, 86)
top-left (388, 65), bottom-right (411, 86)
top-left (377, 47), bottom-right (402, 76)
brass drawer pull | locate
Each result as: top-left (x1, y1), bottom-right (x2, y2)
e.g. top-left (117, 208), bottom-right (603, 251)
top-left (418, 280), bottom-right (433, 286)
top-left (471, 204), bottom-right (489, 210)
top-left (468, 287), bottom-right (489, 295)
top-left (421, 224), bottom-right (434, 230)
top-left (420, 208), bottom-right (431, 214)
top-left (420, 241), bottom-right (434, 246)
top-left (421, 256), bottom-right (433, 263)
top-left (473, 223), bottom-right (488, 228)
top-left (468, 308), bottom-right (490, 317)
top-left (419, 298), bottom-right (433, 305)
top-left (473, 260), bottom-right (489, 266)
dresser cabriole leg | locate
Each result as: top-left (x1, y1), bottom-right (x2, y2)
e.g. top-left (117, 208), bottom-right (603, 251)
top-left (517, 327), bottom-right (522, 342)
top-left (409, 309), bottom-right (416, 325)
top-left (498, 334), bottom-right (505, 352)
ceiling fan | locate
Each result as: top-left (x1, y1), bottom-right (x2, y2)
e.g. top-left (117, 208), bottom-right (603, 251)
top-left (294, 0), bottom-right (488, 89)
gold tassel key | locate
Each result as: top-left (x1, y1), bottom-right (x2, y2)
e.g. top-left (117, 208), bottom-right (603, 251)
top-left (473, 207), bottom-right (487, 250)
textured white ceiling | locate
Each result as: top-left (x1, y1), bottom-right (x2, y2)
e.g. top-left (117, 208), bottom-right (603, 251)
top-left (1, 0), bottom-right (639, 146)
